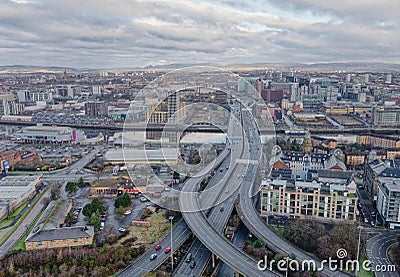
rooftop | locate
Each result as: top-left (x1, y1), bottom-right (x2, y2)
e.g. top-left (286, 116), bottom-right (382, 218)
top-left (26, 226), bottom-right (94, 242)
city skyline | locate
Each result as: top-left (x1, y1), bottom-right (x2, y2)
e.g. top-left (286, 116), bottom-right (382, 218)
top-left (1, 0), bottom-right (400, 68)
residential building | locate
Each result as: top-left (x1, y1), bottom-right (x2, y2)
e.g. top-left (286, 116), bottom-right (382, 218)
top-left (376, 179), bottom-right (400, 229)
top-left (364, 159), bottom-right (400, 201)
top-left (84, 101), bottom-right (108, 117)
top-left (260, 178), bottom-right (358, 222)
top-left (269, 146), bottom-right (346, 181)
top-left (357, 134), bottom-right (400, 148)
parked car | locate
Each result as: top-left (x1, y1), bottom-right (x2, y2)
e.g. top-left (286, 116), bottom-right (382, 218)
top-left (118, 228), bottom-right (126, 233)
top-left (124, 210), bottom-right (132, 215)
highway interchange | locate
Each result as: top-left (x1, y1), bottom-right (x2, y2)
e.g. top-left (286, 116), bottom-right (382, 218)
top-left (2, 105), bottom-right (400, 276)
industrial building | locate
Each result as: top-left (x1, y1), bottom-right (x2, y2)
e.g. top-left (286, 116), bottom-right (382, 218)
top-left (12, 124), bottom-right (85, 144)
top-left (0, 175), bottom-right (42, 220)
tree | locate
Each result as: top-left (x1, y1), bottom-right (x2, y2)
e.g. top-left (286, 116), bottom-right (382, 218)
top-left (115, 193), bottom-right (131, 208)
top-left (78, 177), bottom-right (84, 186)
top-left (65, 182), bottom-right (78, 194)
top-left (284, 220), bottom-right (325, 253)
top-left (83, 198), bottom-right (106, 217)
top-left (88, 211), bottom-right (101, 229)
top-left (254, 239), bottom-right (266, 248)
top-left (82, 203), bottom-right (93, 217)
top-left (65, 212), bottom-right (76, 226)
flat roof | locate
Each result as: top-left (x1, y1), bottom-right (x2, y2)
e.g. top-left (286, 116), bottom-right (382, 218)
top-left (105, 148), bottom-right (179, 162)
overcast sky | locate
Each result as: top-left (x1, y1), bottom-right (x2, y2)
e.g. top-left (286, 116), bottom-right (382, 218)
top-left (1, 0), bottom-right (400, 68)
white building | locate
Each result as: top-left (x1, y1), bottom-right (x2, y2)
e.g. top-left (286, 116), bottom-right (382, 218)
top-left (13, 125), bottom-right (85, 144)
top-left (377, 179), bottom-right (400, 229)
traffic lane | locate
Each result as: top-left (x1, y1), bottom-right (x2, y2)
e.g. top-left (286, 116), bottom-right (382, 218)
top-left (183, 193), bottom-right (237, 276)
top-left (184, 210), bottom-right (276, 277)
top-left (217, 223), bottom-right (249, 277)
top-left (181, 187), bottom-right (277, 276)
top-left (175, 239), bottom-right (210, 277)
top-left (119, 220), bottom-right (191, 277)
top-left (367, 232), bottom-right (399, 277)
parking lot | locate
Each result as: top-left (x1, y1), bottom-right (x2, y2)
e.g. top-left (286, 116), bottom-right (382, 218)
top-left (73, 195), bottom-right (151, 235)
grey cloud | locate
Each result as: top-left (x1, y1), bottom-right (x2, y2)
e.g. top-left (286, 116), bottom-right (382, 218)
top-left (0, 0), bottom-right (399, 67)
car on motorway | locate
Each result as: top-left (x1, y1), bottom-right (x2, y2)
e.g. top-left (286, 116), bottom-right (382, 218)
top-left (185, 252), bottom-right (192, 262)
top-left (155, 244), bottom-right (162, 251)
top-left (150, 254), bottom-right (157, 260)
top-left (118, 228), bottom-right (126, 233)
top-left (220, 207), bottom-right (224, 212)
top-left (164, 247), bottom-right (171, 253)
top-left (189, 260), bottom-right (196, 268)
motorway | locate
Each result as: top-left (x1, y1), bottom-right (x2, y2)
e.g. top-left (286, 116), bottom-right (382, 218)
top-left (179, 106), bottom-right (278, 277)
top-left (237, 108), bottom-right (346, 277)
top-left (174, 157), bottom-right (238, 277)
top-left (366, 231), bottom-right (400, 277)
top-left (118, 220), bottom-right (192, 277)
top-left (118, 148), bottom-right (231, 277)
top-left (217, 223), bottom-right (249, 277)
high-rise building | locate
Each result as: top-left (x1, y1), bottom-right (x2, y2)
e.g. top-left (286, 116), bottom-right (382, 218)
top-left (385, 73), bottom-right (392, 84)
top-left (84, 101), bottom-right (108, 117)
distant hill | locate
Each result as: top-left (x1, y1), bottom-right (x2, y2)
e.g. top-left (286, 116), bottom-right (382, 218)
top-left (1, 62), bottom-right (400, 73)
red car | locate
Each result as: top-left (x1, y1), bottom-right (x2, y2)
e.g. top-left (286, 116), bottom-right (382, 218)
top-left (164, 247), bottom-right (171, 254)
top-left (155, 245), bottom-right (162, 251)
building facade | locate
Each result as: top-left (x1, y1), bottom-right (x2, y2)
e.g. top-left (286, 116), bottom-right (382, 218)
top-left (376, 179), bottom-right (400, 229)
top-left (84, 101), bottom-right (108, 117)
top-left (260, 179), bottom-right (357, 222)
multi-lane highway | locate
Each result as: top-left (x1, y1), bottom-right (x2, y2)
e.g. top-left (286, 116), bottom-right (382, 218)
top-left (237, 108), bottom-right (347, 277)
top-left (118, 220), bottom-right (192, 277)
top-left (217, 223), bottom-right (249, 277)
top-left (366, 231), bottom-right (399, 277)
top-left (179, 106), bottom-right (278, 277)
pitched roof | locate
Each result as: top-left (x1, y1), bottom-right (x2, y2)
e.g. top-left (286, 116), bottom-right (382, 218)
top-left (272, 160), bottom-right (288, 169)
top-left (26, 226), bottom-right (94, 242)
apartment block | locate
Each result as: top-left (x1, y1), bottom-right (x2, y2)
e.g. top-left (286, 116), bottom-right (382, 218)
top-left (260, 178), bottom-right (357, 222)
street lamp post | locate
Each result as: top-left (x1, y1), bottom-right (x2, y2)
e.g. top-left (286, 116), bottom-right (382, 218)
top-left (169, 215), bottom-right (174, 273)
top-left (356, 225), bottom-right (362, 276)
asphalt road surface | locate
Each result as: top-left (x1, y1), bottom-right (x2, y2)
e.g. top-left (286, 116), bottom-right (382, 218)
top-left (366, 231), bottom-right (399, 277)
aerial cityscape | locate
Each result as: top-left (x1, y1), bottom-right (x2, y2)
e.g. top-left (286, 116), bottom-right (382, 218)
top-left (0, 1), bottom-right (400, 277)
